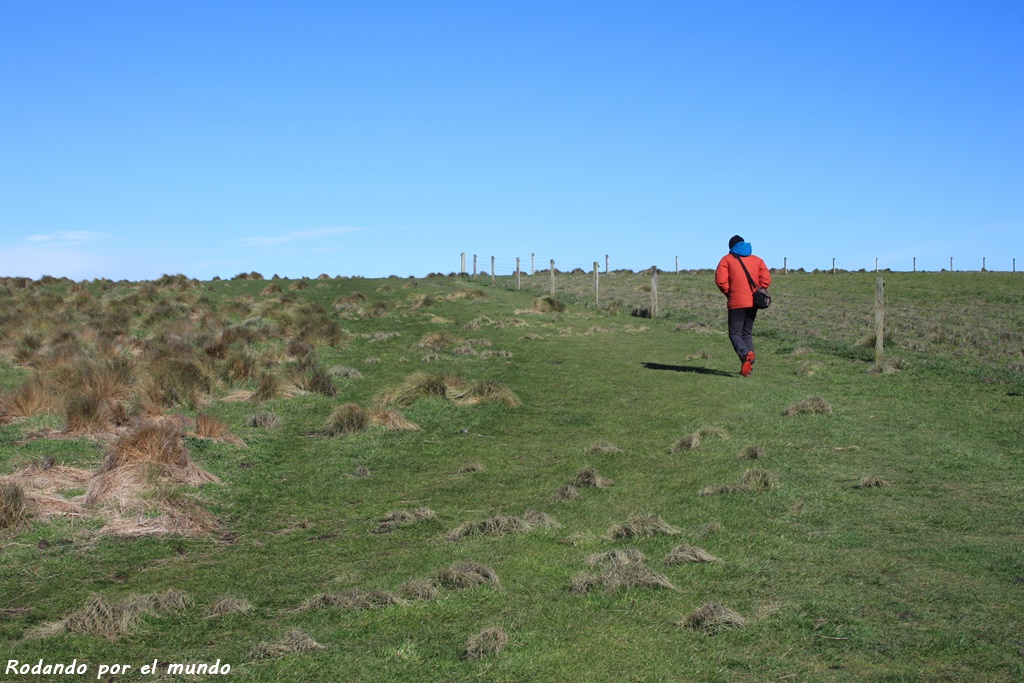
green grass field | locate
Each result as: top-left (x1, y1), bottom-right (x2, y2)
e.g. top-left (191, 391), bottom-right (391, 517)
top-left (1, 272), bottom-right (1022, 682)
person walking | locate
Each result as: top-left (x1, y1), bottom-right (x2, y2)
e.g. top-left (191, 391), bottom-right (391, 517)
top-left (715, 235), bottom-right (771, 377)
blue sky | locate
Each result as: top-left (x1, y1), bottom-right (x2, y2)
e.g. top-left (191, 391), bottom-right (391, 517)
top-left (2, 1), bottom-right (1021, 279)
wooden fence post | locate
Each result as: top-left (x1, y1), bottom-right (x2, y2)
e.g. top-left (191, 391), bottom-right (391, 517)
top-left (675, 256), bottom-right (679, 274)
top-left (832, 258), bottom-right (836, 275)
top-left (784, 257), bottom-right (788, 274)
top-left (491, 256), bottom-right (496, 285)
top-left (950, 257), bottom-right (953, 272)
top-left (651, 268), bottom-right (659, 319)
top-left (982, 257), bottom-right (986, 272)
top-left (874, 277), bottom-right (885, 371)
top-left (913, 257), bottom-right (916, 273)
top-left (593, 262), bottom-right (599, 304)
top-left (605, 254), bottom-right (609, 274)
top-left (549, 260), bottom-right (555, 296)
top-left (461, 252), bottom-right (466, 275)
top-left (875, 257), bottom-right (878, 273)
top-left (531, 253), bottom-right (535, 276)
top-left (473, 254), bottom-right (477, 279)
top-left (516, 257), bottom-right (521, 290)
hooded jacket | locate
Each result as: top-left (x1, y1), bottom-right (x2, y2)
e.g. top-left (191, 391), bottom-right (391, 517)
top-left (715, 241), bottom-right (771, 309)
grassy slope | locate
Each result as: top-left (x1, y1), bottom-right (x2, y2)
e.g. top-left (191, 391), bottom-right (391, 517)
top-left (1, 274), bottom-right (1023, 682)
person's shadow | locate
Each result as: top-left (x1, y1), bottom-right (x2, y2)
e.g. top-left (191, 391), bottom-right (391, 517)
top-left (642, 362), bottom-right (734, 377)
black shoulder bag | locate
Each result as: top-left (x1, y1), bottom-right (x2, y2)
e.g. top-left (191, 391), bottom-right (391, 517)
top-left (733, 255), bottom-right (771, 310)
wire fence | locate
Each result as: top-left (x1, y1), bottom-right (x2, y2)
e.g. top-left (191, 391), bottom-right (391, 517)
top-left (459, 253), bottom-right (1021, 278)
top-left (456, 258), bottom-right (1024, 381)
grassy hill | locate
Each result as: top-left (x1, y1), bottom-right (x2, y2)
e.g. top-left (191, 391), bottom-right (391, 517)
top-left (1, 272), bottom-right (1022, 681)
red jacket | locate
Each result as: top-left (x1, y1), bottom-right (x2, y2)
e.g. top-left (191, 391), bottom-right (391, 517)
top-left (715, 253), bottom-right (771, 309)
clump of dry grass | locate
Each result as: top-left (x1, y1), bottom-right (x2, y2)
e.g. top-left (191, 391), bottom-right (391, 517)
top-left (585, 547), bottom-right (647, 567)
top-left (448, 380), bottom-right (521, 407)
top-left (251, 629), bottom-right (325, 660)
top-left (322, 404), bottom-right (368, 435)
top-left (586, 441), bottom-right (623, 455)
top-left (464, 627), bottom-right (509, 660)
top-left (533, 295), bottom-right (566, 313)
top-left (417, 333), bottom-right (462, 352)
top-left (859, 476), bottom-right (891, 488)
top-left (374, 507), bottom-right (437, 534)
top-left (433, 561), bottom-right (500, 589)
top-left (205, 597), bottom-right (253, 618)
top-left (740, 444), bottom-right (767, 460)
top-left (671, 427), bottom-right (728, 453)
top-left (352, 465), bottom-right (371, 478)
top-left (366, 406), bottom-right (420, 431)
top-left (321, 403), bottom-right (419, 436)
top-left (31, 590), bottom-right (191, 639)
top-left (671, 433), bottom-right (702, 452)
top-left (398, 578), bottom-right (439, 601)
top-left (378, 372), bottom-right (460, 405)
top-left (195, 413), bottom-right (246, 446)
top-left (249, 370), bottom-right (286, 403)
top-left (446, 510), bottom-right (558, 541)
top-left (574, 468), bottom-right (614, 488)
top-left (784, 396), bottom-right (833, 416)
top-left (675, 602), bottom-right (747, 634)
top-left (297, 590), bottom-right (406, 612)
top-left (665, 544), bottom-right (719, 565)
top-left (571, 549), bottom-right (676, 594)
top-left (699, 468), bottom-right (776, 496)
top-left (246, 412), bottom-right (282, 428)
top-left (606, 513), bottom-right (681, 540)
top-left (378, 373), bottom-right (520, 408)
top-left (555, 484), bottom-right (581, 502)
top-left (0, 481), bottom-right (27, 532)
top-left (459, 463), bottom-right (485, 473)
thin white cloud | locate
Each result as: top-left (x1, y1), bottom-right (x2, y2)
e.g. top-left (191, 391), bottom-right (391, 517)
top-left (230, 227), bottom-right (363, 248)
top-left (23, 231), bottom-right (111, 246)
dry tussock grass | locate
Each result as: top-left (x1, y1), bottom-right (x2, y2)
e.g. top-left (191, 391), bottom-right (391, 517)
top-left (784, 396), bottom-right (833, 416)
top-left (699, 468), bottom-right (776, 496)
top-left (676, 602), bottom-right (747, 633)
top-left (606, 513), bottom-right (681, 540)
top-left (374, 507), bottom-right (437, 533)
top-left (464, 627), bottom-right (509, 660)
top-left (397, 579), bottom-right (439, 601)
top-left (740, 445), bottom-right (767, 460)
top-left (671, 427), bottom-right (728, 453)
top-left (1, 462), bottom-right (92, 495)
top-left (533, 295), bottom-right (566, 313)
top-left (555, 484), bottom-right (581, 502)
top-left (446, 510), bottom-right (559, 541)
top-left (433, 561), bottom-right (500, 589)
top-left (250, 629), bottom-right (325, 660)
top-left (245, 412), bottom-right (282, 428)
top-left (297, 590), bottom-right (406, 612)
top-left (859, 476), bottom-right (891, 488)
top-left (31, 590), bottom-right (191, 639)
top-left (574, 468), bottom-right (614, 488)
top-left (321, 403), bottom-right (419, 436)
top-left (195, 413), bottom-right (246, 446)
top-left (0, 481), bottom-right (27, 532)
top-left (665, 544), bottom-right (719, 565)
top-left (204, 597), bottom-right (253, 618)
top-left (571, 549), bottom-right (676, 594)
top-left (378, 373), bottom-right (520, 408)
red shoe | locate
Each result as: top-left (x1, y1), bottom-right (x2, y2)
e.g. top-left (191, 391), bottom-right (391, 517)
top-left (740, 351), bottom-right (755, 377)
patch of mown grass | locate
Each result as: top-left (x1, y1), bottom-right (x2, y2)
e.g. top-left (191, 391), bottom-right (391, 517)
top-left (0, 274), bottom-right (1022, 682)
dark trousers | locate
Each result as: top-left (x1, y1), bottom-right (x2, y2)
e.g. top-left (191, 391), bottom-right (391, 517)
top-left (727, 307), bottom-right (757, 361)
